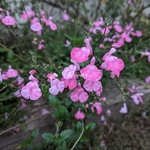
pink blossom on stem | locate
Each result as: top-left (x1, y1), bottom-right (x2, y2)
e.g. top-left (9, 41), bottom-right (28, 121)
top-left (21, 6), bottom-right (35, 20)
top-left (74, 110), bottom-right (85, 120)
top-left (65, 40), bottom-right (71, 47)
top-left (47, 73), bottom-right (58, 82)
top-left (84, 37), bottom-right (93, 55)
top-left (70, 86), bottom-right (89, 103)
top-left (62, 64), bottom-right (76, 79)
top-left (130, 55), bottom-right (135, 62)
top-left (30, 22), bottom-right (42, 32)
top-left (29, 70), bottom-right (37, 75)
top-left (131, 93), bottom-right (144, 105)
top-left (42, 109), bottom-right (50, 115)
top-left (92, 102), bottom-right (102, 115)
top-left (2, 15), bottom-right (16, 26)
top-left (83, 80), bottom-right (102, 92)
top-left (71, 47), bottom-right (90, 63)
top-left (6, 66), bottom-right (18, 78)
top-left (145, 76), bottom-right (150, 83)
top-left (21, 81), bottom-right (42, 100)
top-left (62, 10), bottom-right (69, 21)
top-left (49, 78), bottom-right (64, 95)
top-left (80, 64), bottom-right (102, 81)
top-left (62, 76), bottom-right (77, 90)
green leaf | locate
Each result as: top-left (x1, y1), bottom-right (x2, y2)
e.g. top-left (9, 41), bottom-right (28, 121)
top-left (42, 133), bottom-right (55, 142)
top-left (85, 122), bottom-right (96, 131)
top-left (48, 95), bottom-right (60, 107)
top-left (21, 139), bottom-right (32, 147)
top-left (76, 121), bottom-right (82, 130)
top-left (60, 129), bottom-right (73, 140)
top-left (31, 128), bottom-right (39, 139)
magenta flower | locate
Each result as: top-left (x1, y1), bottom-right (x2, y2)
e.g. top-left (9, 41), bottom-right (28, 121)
top-left (2, 16), bottom-right (16, 26)
top-left (74, 110), bottom-right (85, 120)
top-left (22, 7), bottom-right (35, 20)
top-left (80, 64), bottom-right (102, 81)
top-left (70, 86), bottom-right (89, 103)
top-left (49, 78), bottom-right (64, 95)
top-left (71, 47), bottom-right (90, 63)
top-left (21, 81), bottom-right (42, 100)
top-left (84, 37), bottom-right (93, 55)
top-left (92, 102), bottom-right (102, 115)
top-left (30, 22), bottom-right (42, 32)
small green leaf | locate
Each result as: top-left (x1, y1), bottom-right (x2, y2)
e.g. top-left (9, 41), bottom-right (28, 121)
top-left (60, 129), bottom-right (73, 140)
top-left (42, 133), bottom-right (55, 142)
top-left (85, 122), bottom-right (96, 131)
top-left (21, 139), bottom-right (31, 147)
top-left (49, 95), bottom-right (60, 107)
top-left (31, 128), bottom-right (39, 139)
top-left (76, 121), bottom-right (82, 130)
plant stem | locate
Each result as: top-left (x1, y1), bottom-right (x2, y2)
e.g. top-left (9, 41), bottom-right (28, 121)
top-left (70, 121), bottom-right (84, 150)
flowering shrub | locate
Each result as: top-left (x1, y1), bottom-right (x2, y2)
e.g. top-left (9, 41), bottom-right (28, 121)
top-left (0, 0), bottom-right (150, 149)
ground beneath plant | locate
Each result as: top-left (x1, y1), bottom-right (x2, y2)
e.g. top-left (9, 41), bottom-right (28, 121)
top-left (0, 79), bottom-right (150, 150)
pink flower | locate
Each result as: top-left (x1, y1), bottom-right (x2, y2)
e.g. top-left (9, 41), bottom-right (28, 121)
top-left (2, 16), bottom-right (16, 26)
top-left (22, 7), bottom-right (35, 20)
top-left (106, 56), bottom-right (125, 77)
top-left (84, 37), bottom-right (93, 55)
top-left (47, 73), bottom-right (58, 81)
top-left (113, 24), bottom-right (123, 32)
top-left (70, 86), bottom-right (89, 103)
top-left (83, 80), bottom-right (102, 92)
top-left (145, 76), bottom-right (150, 83)
top-left (74, 110), bottom-right (85, 120)
top-left (92, 102), bottom-right (102, 115)
top-left (42, 109), bottom-right (50, 115)
top-left (30, 22), bottom-right (42, 32)
top-left (130, 55), bottom-right (135, 62)
top-left (80, 64), bottom-right (102, 81)
top-left (14, 89), bottom-right (21, 97)
top-left (62, 65), bottom-right (76, 79)
top-left (20, 99), bottom-right (27, 109)
top-left (62, 76), bottom-right (77, 90)
top-left (62, 11), bottom-right (69, 21)
top-left (65, 40), bottom-right (71, 47)
top-left (29, 70), bottom-right (37, 75)
top-left (49, 78), bottom-right (64, 95)
top-left (17, 76), bottom-right (24, 86)
top-left (131, 93), bottom-right (144, 105)
top-left (119, 103), bottom-right (127, 113)
top-left (71, 47), bottom-right (90, 63)
top-left (6, 66), bottom-right (18, 78)
top-left (21, 81), bottom-right (42, 100)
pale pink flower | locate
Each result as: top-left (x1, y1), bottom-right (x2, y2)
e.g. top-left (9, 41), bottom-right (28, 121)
top-left (62, 65), bottom-right (76, 79)
top-left (99, 97), bottom-right (106, 101)
top-left (0, 14), bottom-right (3, 20)
top-left (22, 7), bottom-right (35, 19)
top-left (42, 109), bottom-right (50, 115)
top-left (106, 56), bottom-right (125, 77)
top-left (1, 72), bottom-right (8, 80)
top-left (2, 16), bottom-right (16, 26)
top-left (113, 24), bottom-right (123, 32)
top-left (17, 76), bottom-right (24, 86)
top-left (30, 22), bottom-right (42, 32)
top-left (145, 76), bottom-right (150, 83)
top-left (135, 30), bottom-right (142, 37)
top-left (84, 37), bottom-right (93, 55)
top-left (30, 17), bottom-right (39, 24)
top-left (99, 43), bottom-right (104, 49)
top-left (131, 55), bottom-right (135, 62)
top-left (20, 99), bottom-right (27, 109)
top-left (28, 74), bottom-right (39, 83)
top-left (0, 68), bottom-right (2, 82)
top-left (83, 80), bottom-right (102, 92)
top-left (101, 27), bottom-right (110, 35)
top-left (49, 78), bottom-right (64, 95)
top-left (62, 76), bottom-right (77, 90)
top-left (71, 47), bottom-right (90, 63)
top-left (106, 109), bottom-right (111, 116)
top-left (6, 66), bottom-right (18, 78)
top-left (29, 70), bottom-right (37, 75)
top-left (47, 73), bottom-right (58, 82)
top-left (74, 110), bottom-right (85, 120)
top-left (92, 102), bottom-right (102, 115)
top-left (62, 10), bottom-right (69, 21)
top-left (80, 64), bottom-right (102, 81)
top-left (38, 39), bottom-right (45, 50)
top-left (131, 93), bottom-right (144, 105)
top-left (119, 103), bottom-right (127, 113)
top-left (65, 40), bottom-right (71, 47)
top-left (0, 8), bottom-right (4, 12)
top-left (70, 86), bottom-right (89, 103)
top-left (21, 81), bottom-right (42, 100)
top-left (14, 89), bottom-right (21, 97)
